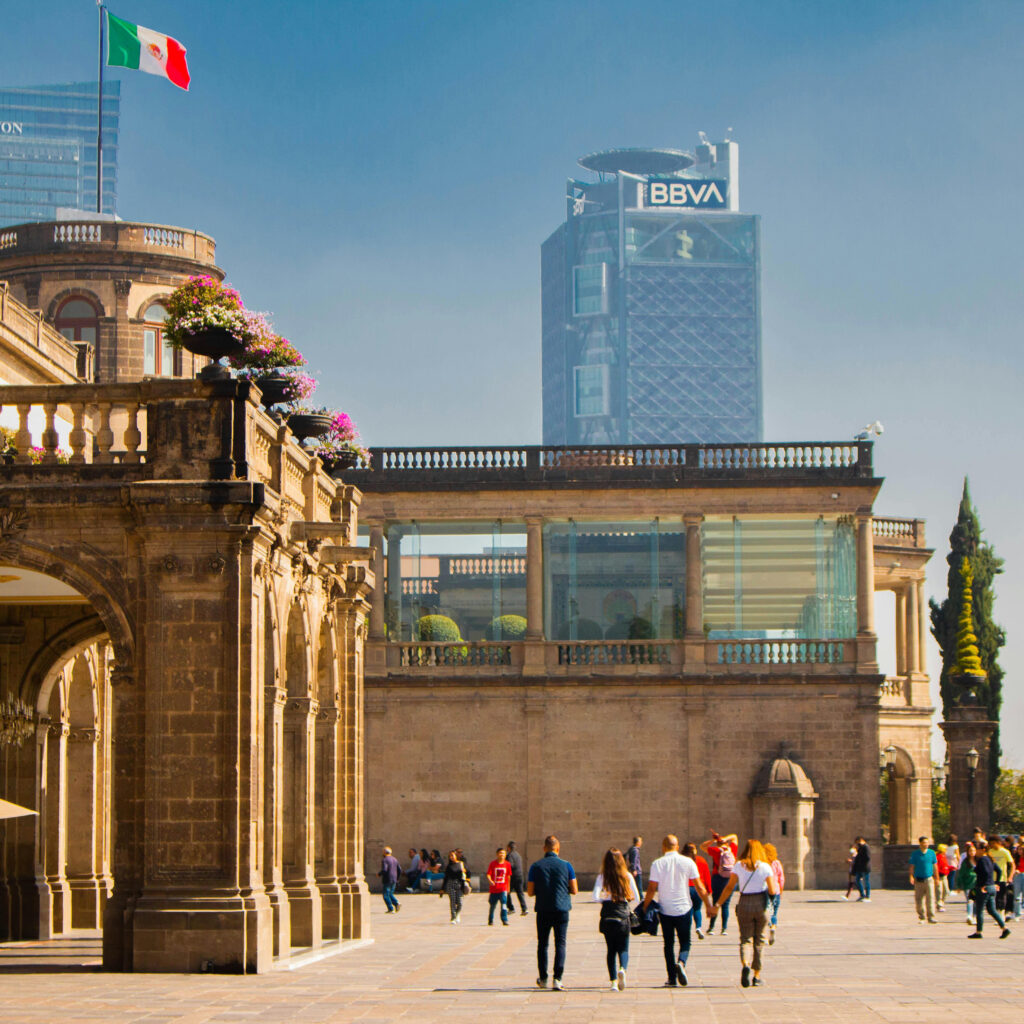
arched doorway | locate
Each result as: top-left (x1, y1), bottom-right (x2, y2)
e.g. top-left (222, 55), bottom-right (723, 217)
top-left (882, 745), bottom-right (916, 846)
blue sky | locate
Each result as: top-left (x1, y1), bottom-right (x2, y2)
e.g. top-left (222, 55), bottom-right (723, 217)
top-left (9, 1), bottom-right (1024, 765)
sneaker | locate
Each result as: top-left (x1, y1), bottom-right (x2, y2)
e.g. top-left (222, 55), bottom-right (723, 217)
top-left (862, 898), bottom-right (872, 903)
top-left (696, 927), bottom-right (705, 940)
top-left (841, 894), bottom-right (849, 901)
top-left (502, 920), bottom-right (509, 926)
top-left (1000, 928), bottom-right (1011, 939)
top-left (720, 929), bottom-right (728, 937)
top-left (769, 925), bottom-right (776, 945)
top-left (662, 980), bottom-right (677, 987)
top-left (968, 932), bottom-right (982, 938)
top-left (521, 910), bottom-right (529, 917)
top-left (385, 908), bottom-right (394, 914)
top-left (609, 981), bottom-right (619, 991)
top-left (616, 967), bottom-right (626, 991)
top-left (741, 965), bottom-right (751, 988)
top-left (752, 976), bottom-right (764, 987)
top-left (553, 978), bottom-right (564, 991)
top-left (455, 915), bottom-right (461, 924)
top-left (394, 902), bottom-right (401, 912)
top-left (676, 961), bottom-right (688, 986)
top-left (536, 977), bottom-right (547, 988)
top-left (488, 920), bottom-right (494, 926)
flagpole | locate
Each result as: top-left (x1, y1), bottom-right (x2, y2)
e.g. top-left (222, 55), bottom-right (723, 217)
top-left (96, 1), bottom-right (105, 214)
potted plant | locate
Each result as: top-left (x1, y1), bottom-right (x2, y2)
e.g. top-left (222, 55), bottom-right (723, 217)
top-left (230, 333), bottom-right (314, 409)
top-left (286, 405), bottom-right (337, 443)
top-left (163, 275), bottom-right (271, 379)
top-left (305, 411), bottom-right (370, 473)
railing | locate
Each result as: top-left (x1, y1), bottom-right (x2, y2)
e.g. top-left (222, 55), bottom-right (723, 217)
top-left (352, 442), bottom-right (872, 482)
top-left (873, 517), bottom-right (925, 547)
top-left (714, 640), bottom-right (848, 665)
top-left (0, 282), bottom-right (81, 380)
top-left (445, 555), bottom-right (526, 577)
top-left (0, 220), bottom-right (217, 264)
top-left (880, 676), bottom-right (908, 702)
top-left (397, 642), bottom-right (514, 667)
top-left (557, 641), bottom-right (671, 666)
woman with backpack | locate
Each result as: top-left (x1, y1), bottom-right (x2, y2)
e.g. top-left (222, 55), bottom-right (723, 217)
top-left (709, 838), bottom-right (779, 988)
top-left (701, 831), bottom-right (738, 936)
top-left (591, 848), bottom-right (641, 991)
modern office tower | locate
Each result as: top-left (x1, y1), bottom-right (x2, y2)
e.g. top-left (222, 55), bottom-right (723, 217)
top-left (0, 82), bottom-right (120, 228)
top-left (541, 139), bottom-right (762, 445)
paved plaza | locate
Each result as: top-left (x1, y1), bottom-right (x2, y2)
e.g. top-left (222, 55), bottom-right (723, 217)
top-left (0, 888), bottom-right (1019, 1022)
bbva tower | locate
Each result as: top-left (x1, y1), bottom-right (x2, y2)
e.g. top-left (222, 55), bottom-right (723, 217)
top-left (541, 137), bottom-right (762, 446)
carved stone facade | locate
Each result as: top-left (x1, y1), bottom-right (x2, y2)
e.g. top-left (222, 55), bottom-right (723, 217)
top-left (0, 378), bottom-right (372, 971)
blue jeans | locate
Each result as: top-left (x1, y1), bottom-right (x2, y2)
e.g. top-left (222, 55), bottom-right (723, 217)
top-left (973, 885), bottom-right (1005, 933)
top-left (659, 910), bottom-right (693, 980)
top-left (769, 892), bottom-right (781, 926)
top-left (382, 882), bottom-right (399, 911)
top-left (536, 910), bottom-right (569, 981)
top-left (488, 892), bottom-right (508, 924)
top-left (855, 871), bottom-right (871, 898)
top-left (689, 890), bottom-right (703, 930)
top-left (710, 874), bottom-right (732, 932)
top-left (1013, 873), bottom-right (1024, 918)
top-left (405, 870), bottom-right (421, 891)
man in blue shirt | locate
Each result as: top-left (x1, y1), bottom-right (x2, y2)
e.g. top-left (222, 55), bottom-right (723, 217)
top-left (908, 836), bottom-right (937, 923)
top-left (527, 835), bottom-right (578, 990)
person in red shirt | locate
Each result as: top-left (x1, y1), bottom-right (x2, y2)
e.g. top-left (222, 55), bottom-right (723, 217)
top-left (683, 842), bottom-right (712, 939)
top-left (700, 831), bottom-right (738, 935)
top-left (487, 846), bottom-right (513, 926)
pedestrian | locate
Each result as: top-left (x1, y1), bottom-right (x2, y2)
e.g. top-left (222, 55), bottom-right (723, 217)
top-left (405, 847), bottom-right (422, 893)
top-left (626, 836), bottom-right (644, 896)
top-left (527, 835), bottom-right (578, 990)
top-left (764, 842), bottom-right (785, 944)
top-left (700, 831), bottom-right (738, 936)
top-left (947, 833), bottom-right (960, 872)
top-left (487, 847), bottom-right (512, 926)
top-left (956, 840), bottom-right (977, 925)
top-left (1012, 837), bottom-right (1024, 921)
top-left (506, 840), bottom-right (529, 916)
top-left (909, 836), bottom-right (937, 924)
top-left (682, 842), bottom-right (712, 940)
top-left (709, 838), bottom-right (778, 988)
top-left (987, 836), bottom-right (1015, 916)
top-left (936, 844), bottom-right (951, 911)
top-left (592, 847), bottom-right (640, 991)
top-left (967, 840), bottom-right (1011, 939)
top-left (379, 846), bottom-right (402, 913)
top-left (440, 849), bottom-right (467, 923)
top-left (851, 837), bottom-right (871, 901)
top-left (843, 842), bottom-right (857, 899)
top-left (641, 834), bottom-right (713, 988)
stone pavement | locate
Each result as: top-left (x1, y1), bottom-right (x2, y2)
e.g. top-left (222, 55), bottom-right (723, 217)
top-left (0, 889), bottom-right (1020, 1022)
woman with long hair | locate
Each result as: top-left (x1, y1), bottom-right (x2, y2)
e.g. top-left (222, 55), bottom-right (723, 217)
top-left (763, 843), bottom-right (785, 944)
top-left (440, 849), bottom-right (467, 923)
top-left (682, 842), bottom-right (712, 940)
top-left (592, 847), bottom-right (641, 991)
top-left (710, 838), bottom-right (778, 988)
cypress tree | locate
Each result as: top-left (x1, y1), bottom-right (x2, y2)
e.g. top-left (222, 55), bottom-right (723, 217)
top-left (929, 478), bottom-right (1005, 799)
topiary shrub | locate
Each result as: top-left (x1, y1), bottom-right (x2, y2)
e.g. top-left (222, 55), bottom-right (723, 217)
top-left (488, 614), bottom-right (527, 641)
top-left (416, 614), bottom-right (461, 642)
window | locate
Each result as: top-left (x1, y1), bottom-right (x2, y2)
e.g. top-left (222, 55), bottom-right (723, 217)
top-left (55, 296), bottom-right (98, 345)
top-left (573, 263), bottom-right (609, 316)
top-left (142, 302), bottom-right (178, 377)
top-left (573, 364), bottom-right (609, 417)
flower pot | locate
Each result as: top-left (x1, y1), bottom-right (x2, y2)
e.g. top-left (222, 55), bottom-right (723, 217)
top-left (179, 327), bottom-right (247, 381)
top-left (287, 412), bottom-right (334, 443)
top-left (254, 373), bottom-right (293, 409)
top-left (323, 450), bottom-right (360, 476)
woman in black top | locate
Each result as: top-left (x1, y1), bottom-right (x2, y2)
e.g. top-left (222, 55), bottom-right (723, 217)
top-left (968, 841), bottom-right (1010, 939)
top-left (441, 850), bottom-right (467, 924)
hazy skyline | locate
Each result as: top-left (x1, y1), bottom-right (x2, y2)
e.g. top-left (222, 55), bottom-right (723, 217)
top-left (8, 0), bottom-right (1023, 764)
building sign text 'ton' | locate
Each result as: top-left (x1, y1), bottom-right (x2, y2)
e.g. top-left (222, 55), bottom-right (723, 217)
top-left (647, 179), bottom-right (727, 209)
top-left (0, 122), bottom-right (24, 135)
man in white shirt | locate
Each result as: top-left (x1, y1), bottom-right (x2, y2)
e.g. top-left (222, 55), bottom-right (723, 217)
top-left (642, 834), bottom-right (714, 987)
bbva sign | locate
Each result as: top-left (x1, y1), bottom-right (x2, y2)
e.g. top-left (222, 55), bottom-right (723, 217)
top-left (0, 121), bottom-right (24, 135)
top-left (648, 179), bottom-right (727, 209)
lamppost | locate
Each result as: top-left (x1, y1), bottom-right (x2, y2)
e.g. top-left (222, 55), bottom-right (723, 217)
top-left (966, 747), bottom-right (980, 807)
top-left (933, 761), bottom-right (947, 790)
top-left (879, 745), bottom-right (897, 844)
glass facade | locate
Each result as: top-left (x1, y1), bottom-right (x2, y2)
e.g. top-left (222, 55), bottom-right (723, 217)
top-left (701, 516), bottom-right (857, 639)
top-left (0, 82), bottom-right (120, 227)
top-left (541, 146), bottom-right (763, 446)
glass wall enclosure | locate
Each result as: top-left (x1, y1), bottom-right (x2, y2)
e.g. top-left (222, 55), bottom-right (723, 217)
top-left (384, 523), bottom-right (527, 642)
top-left (543, 520), bottom-right (685, 641)
top-left (701, 517), bottom-right (856, 639)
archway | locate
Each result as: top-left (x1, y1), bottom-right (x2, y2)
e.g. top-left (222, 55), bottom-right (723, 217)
top-left (882, 746), bottom-right (916, 846)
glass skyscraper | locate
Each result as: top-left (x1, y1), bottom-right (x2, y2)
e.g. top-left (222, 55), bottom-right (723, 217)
top-left (0, 82), bottom-right (120, 228)
top-left (541, 139), bottom-right (762, 445)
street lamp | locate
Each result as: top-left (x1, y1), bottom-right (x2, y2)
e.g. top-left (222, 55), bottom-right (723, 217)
top-left (966, 748), bottom-right (980, 806)
top-left (884, 744), bottom-right (897, 780)
top-left (933, 762), bottom-right (947, 789)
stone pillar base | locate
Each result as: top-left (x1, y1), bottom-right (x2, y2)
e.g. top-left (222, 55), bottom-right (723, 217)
top-left (264, 883), bottom-right (291, 958)
top-left (129, 894), bottom-right (273, 974)
top-left (283, 884), bottom-right (322, 949)
top-left (337, 878), bottom-right (371, 940)
top-left (68, 875), bottom-right (112, 929)
top-left (317, 882), bottom-right (342, 941)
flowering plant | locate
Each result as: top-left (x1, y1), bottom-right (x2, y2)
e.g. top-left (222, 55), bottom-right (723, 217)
top-left (306, 411), bottom-right (371, 464)
top-left (229, 332), bottom-right (306, 373)
top-left (163, 275), bottom-right (273, 348)
top-left (236, 368), bottom-right (318, 404)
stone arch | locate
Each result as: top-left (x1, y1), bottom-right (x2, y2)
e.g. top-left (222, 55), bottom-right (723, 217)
top-left (134, 294), bottom-right (172, 320)
top-left (284, 597), bottom-right (312, 699)
top-left (884, 745), bottom-right (917, 846)
top-left (24, 614), bottom-right (106, 712)
top-left (46, 287), bottom-right (107, 321)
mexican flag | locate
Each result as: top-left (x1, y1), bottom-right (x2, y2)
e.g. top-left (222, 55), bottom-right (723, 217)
top-left (106, 11), bottom-right (191, 91)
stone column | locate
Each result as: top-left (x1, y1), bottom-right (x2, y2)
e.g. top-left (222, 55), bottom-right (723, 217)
top-left (35, 715), bottom-right (70, 938)
top-left (385, 526), bottom-right (404, 640)
top-left (895, 588), bottom-right (907, 676)
top-left (683, 514), bottom-right (705, 669)
top-left (314, 700), bottom-right (343, 942)
top-left (65, 726), bottom-right (108, 929)
top-left (855, 512), bottom-right (878, 670)
top-left (940, 700), bottom-right (997, 841)
top-left (524, 517), bottom-right (545, 673)
top-left (367, 524), bottom-right (385, 641)
top-left (916, 581), bottom-right (928, 671)
top-left (263, 682), bottom-right (291, 958)
top-left (906, 583), bottom-right (920, 674)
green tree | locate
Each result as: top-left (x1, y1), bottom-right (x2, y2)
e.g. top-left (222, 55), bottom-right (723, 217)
top-left (931, 767), bottom-right (951, 840)
top-left (991, 769), bottom-right (1024, 834)
top-left (929, 479), bottom-right (1005, 801)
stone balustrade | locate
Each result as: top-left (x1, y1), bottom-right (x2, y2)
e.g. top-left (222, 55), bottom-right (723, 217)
top-left (872, 516), bottom-right (926, 547)
top-left (714, 639), bottom-right (848, 666)
top-left (0, 282), bottom-right (82, 380)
